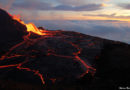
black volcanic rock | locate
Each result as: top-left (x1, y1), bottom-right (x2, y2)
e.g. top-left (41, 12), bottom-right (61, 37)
top-left (0, 9), bottom-right (28, 56)
top-left (93, 43), bottom-right (130, 89)
top-left (0, 9), bottom-right (130, 90)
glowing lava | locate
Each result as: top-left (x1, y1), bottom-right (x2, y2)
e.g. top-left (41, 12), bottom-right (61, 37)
top-left (12, 15), bottom-right (46, 35)
top-left (0, 12), bottom-right (97, 87)
top-left (26, 23), bottom-right (46, 35)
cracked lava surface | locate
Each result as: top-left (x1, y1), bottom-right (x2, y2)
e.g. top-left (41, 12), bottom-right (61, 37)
top-left (0, 13), bottom-right (102, 86)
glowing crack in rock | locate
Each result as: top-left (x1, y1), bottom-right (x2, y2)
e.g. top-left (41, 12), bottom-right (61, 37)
top-left (0, 12), bottom-right (97, 87)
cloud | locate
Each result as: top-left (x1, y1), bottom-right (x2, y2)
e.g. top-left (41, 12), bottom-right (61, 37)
top-left (101, 3), bottom-right (108, 7)
top-left (83, 13), bottom-right (117, 17)
top-left (11, 0), bottom-right (103, 11)
top-left (54, 4), bottom-right (102, 11)
top-left (118, 3), bottom-right (130, 9)
top-left (57, 0), bottom-right (88, 6)
top-left (57, 0), bottom-right (110, 6)
top-left (26, 20), bottom-right (130, 44)
top-left (11, 1), bottom-right (52, 10)
top-left (83, 13), bottom-right (130, 19)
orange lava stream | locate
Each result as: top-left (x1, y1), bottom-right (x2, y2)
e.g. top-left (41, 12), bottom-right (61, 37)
top-left (0, 14), bottom-right (46, 84)
top-left (0, 63), bottom-right (45, 85)
top-left (0, 64), bottom-right (18, 69)
top-left (71, 42), bottom-right (96, 77)
top-left (0, 13), bottom-right (97, 86)
top-left (46, 35), bottom-right (96, 78)
top-left (17, 60), bottom-right (45, 84)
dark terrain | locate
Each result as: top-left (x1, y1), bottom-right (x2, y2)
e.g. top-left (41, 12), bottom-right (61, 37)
top-left (0, 9), bottom-right (130, 90)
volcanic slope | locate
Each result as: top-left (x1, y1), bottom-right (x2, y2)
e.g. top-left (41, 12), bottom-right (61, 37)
top-left (0, 9), bottom-right (130, 90)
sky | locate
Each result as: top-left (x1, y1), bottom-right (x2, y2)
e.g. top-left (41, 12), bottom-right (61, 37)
top-left (1, 0), bottom-right (130, 43)
top-left (0, 0), bottom-right (130, 21)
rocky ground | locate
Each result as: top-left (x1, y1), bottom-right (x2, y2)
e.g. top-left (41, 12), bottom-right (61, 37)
top-left (0, 9), bottom-right (130, 90)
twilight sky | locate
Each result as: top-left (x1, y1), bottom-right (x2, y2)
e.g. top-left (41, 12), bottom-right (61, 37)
top-left (1, 0), bottom-right (130, 43)
top-left (0, 0), bottom-right (130, 21)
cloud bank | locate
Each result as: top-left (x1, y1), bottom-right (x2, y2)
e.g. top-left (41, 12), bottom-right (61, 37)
top-left (26, 20), bottom-right (130, 44)
top-left (118, 3), bottom-right (130, 9)
top-left (10, 0), bottom-right (103, 11)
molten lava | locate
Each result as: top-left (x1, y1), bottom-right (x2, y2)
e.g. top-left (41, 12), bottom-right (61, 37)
top-left (0, 13), bottom-right (97, 87)
top-left (12, 15), bottom-right (46, 35)
top-left (26, 23), bottom-right (46, 35)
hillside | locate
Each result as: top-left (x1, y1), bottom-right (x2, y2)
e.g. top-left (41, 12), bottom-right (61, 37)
top-left (0, 9), bottom-right (130, 90)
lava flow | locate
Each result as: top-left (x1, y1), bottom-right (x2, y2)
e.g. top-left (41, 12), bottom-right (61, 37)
top-left (12, 15), bottom-right (46, 35)
top-left (0, 12), bottom-right (96, 86)
top-left (0, 14), bottom-right (48, 85)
